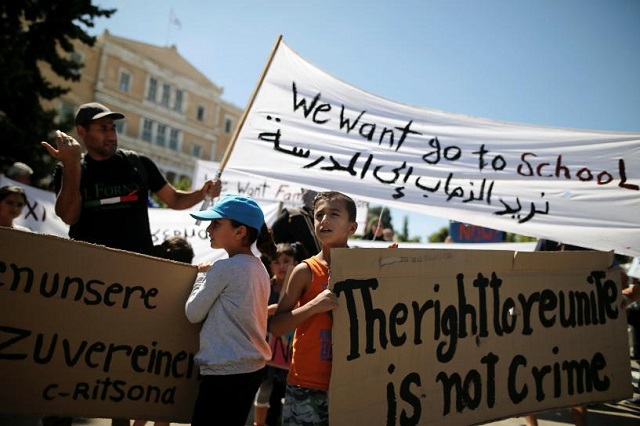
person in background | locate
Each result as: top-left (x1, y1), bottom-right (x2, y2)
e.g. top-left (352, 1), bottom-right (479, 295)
top-left (623, 261), bottom-right (640, 405)
top-left (0, 185), bottom-right (31, 231)
top-left (363, 217), bottom-right (386, 241)
top-left (383, 227), bottom-right (396, 242)
top-left (623, 273), bottom-right (640, 309)
top-left (0, 187), bottom-right (39, 426)
top-left (152, 235), bottom-right (195, 264)
top-left (271, 188), bottom-right (321, 257)
top-left (253, 242), bottom-right (309, 426)
top-left (5, 161), bottom-right (34, 185)
top-left (269, 191), bottom-right (359, 425)
top-left (186, 195), bottom-right (278, 426)
top-left (132, 236), bottom-right (195, 426)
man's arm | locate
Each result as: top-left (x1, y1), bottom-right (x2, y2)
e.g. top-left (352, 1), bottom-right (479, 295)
top-left (155, 178), bottom-right (221, 210)
top-left (41, 131), bottom-right (83, 225)
top-left (622, 284), bottom-right (640, 309)
top-left (54, 162), bottom-right (83, 224)
top-left (269, 263), bottom-right (339, 336)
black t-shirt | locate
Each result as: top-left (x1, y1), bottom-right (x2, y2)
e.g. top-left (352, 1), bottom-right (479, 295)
top-left (54, 150), bottom-right (167, 255)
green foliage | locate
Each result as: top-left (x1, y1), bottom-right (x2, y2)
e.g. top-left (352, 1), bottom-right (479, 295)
top-left (428, 226), bottom-right (450, 243)
top-left (401, 216), bottom-right (409, 240)
top-left (397, 215), bottom-right (422, 243)
top-left (151, 176), bottom-right (193, 208)
top-left (503, 233), bottom-right (537, 243)
top-left (0, 1), bottom-right (115, 185)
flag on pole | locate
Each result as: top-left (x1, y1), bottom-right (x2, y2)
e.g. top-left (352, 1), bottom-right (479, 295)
top-left (170, 9), bottom-right (182, 30)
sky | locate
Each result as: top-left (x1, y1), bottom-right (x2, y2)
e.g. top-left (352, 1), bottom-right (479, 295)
top-left (89, 0), bottom-right (640, 240)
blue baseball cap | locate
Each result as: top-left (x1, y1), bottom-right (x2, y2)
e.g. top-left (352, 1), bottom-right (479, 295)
top-left (190, 194), bottom-right (265, 233)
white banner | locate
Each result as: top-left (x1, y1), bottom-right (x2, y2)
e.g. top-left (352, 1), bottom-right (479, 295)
top-left (223, 39), bottom-right (640, 257)
top-left (193, 159), bottom-right (369, 234)
top-left (148, 200), bottom-right (282, 265)
top-left (3, 175), bottom-right (281, 264)
top-left (2, 175), bottom-right (68, 237)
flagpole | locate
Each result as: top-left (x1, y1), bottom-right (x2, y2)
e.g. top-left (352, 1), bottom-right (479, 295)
top-left (166, 9), bottom-right (172, 46)
top-left (194, 35), bottom-right (282, 221)
top-left (216, 34), bottom-right (284, 179)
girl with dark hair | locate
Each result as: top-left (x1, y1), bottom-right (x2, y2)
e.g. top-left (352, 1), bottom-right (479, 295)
top-left (0, 185), bottom-right (30, 231)
top-left (186, 194), bottom-right (277, 426)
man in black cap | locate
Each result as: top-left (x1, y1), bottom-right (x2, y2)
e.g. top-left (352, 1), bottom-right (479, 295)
top-left (41, 105), bottom-right (220, 425)
top-left (42, 102), bottom-right (221, 255)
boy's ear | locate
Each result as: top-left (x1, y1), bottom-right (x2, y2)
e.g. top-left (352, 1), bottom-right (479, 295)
top-left (348, 221), bottom-right (358, 235)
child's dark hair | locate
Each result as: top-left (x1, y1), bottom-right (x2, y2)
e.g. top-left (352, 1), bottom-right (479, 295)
top-left (230, 220), bottom-right (278, 259)
top-left (274, 241), bottom-right (309, 263)
top-left (313, 191), bottom-right (357, 221)
top-left (0, 185), bottom-right (27, 204)
top-left (153, 236), bottom-right (194, 264)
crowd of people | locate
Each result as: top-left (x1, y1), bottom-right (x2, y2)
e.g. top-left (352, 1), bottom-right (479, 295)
top-left (1, 101), bottom-right (639, 426)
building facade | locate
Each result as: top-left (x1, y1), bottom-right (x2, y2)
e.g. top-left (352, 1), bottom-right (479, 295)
top-left (41, 30), bottom-right (242, 185)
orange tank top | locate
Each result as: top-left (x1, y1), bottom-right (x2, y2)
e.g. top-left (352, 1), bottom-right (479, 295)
top-left (287, 255), bottom-right (333, 391)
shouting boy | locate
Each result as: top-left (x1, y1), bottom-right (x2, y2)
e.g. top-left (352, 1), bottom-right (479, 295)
top-left (269, 191), bottom-right (358, 425)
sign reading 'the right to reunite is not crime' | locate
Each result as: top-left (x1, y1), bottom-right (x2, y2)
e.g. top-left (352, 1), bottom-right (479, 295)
top-left (329, 248), bottom-right (632, 426)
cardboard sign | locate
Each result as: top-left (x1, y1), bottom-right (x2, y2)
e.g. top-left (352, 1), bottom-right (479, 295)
top-left (329, 248), bottom-right (632, 425)
top-left (0, 228), bottom-right (200, 422)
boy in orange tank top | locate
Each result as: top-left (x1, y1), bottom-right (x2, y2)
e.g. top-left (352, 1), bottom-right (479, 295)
top-left (269, 191), bottom-right (358, 425)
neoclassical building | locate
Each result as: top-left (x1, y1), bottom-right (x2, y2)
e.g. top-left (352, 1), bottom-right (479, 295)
top-left (41, 30), bottom-right (242, 184)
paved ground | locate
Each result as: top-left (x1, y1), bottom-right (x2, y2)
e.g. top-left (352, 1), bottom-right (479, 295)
top-left (56, 361), bottom-right (640, 426)
top-left (72, 401), bottom-right (640, 426)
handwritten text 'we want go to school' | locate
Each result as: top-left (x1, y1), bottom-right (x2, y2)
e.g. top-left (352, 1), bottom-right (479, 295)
top-left (255, 82), bottom-right (637, 225)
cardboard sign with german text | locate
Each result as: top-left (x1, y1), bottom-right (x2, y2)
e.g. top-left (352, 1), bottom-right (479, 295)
top-left (0, 228), bottom-right (200, 422)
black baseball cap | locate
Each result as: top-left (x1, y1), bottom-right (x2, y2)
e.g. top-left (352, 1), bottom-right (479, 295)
top-left (75, 102), bottom-right (125, 125)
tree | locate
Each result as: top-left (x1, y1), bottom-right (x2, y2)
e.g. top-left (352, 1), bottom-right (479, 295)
top-left (428, 226), bottom-right (449, 243)
top-left (503, 233), bottom-right (537, 243)
top-left (152, 176), bottom-right (193, 208)
top-left (399, 215), bottom-right (409, 241)
top-left (397, 215), bottom-right (421, 243)
top-left (0, 1), bottom-right (115, 184)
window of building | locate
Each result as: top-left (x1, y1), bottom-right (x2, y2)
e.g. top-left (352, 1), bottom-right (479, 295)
top-left (70, 51), bottom-right (84, 64)
top-left (224, 117), bottom-right (234, 134)
top-left (174, 89), bottom-right (184, 112)
top-left (142, 119), bottom-right (153, 142)
top-left (191, 144), bottom-right (202, 158)
top-left (197, 106), bottom-right (205, 122)
top-left (147, 77), bottom-right (158, 102)
top-left (115, 120), bottom-right (125, 135)
top-left (69, 51), bottom-right (84, 78)
top-left (169, 129), bottom-right (180, 151)
top-left (156, 124), bottom-right (167, 147)
top-left (118, 70), bottom-right (131, 92)
top-left (161, 83), bottom-right (171, 107)
top-left (57, 101), bottom-right (75, 123)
